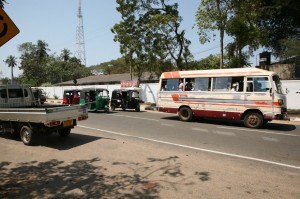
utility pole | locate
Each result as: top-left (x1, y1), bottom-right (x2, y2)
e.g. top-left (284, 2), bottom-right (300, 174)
top-left (75, 0), bottom-right (86, 66)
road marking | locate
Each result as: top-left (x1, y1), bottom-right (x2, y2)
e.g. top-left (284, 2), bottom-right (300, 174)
top-left (217, 126), bottom-right (300, 137)
top-left (192, 128), bottom-right (209, 132)
top-left (212, 131), bottom-right (236, 136)
top-left (78, 125), bottom-right (300, 170)
top-left (192, 128), bottom-right (236, 136)
top-left (161, 123), bottom-right (175, 127)
top-left (262, 137), bottom-right (279, 142)
top-left (111, 114), bottom-right (159, 122)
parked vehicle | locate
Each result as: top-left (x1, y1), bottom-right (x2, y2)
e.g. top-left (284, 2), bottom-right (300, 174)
top-left (79, 88), bottom-right (110, 112)
top-left (63, 89), bottom-right (81, 105)
top-left (157, 68), bottom-right (287, 128)
top-left (0, 84), bottom-right (88, 145)
top-left (32, 88), bottom-right (47, 104)
top-left (110, 89), bottom-right (140, 112)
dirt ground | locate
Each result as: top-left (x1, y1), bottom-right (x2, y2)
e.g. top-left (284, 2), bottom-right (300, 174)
top-left (1, 125), bottom-right (300, 199)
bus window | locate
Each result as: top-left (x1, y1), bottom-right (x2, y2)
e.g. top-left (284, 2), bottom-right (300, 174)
top-left (213, 77), bottom-right (232, 92)
top-left (194, 77), bottom-right (210, 91)
top-left (185, 78), bottom-right (194, 91)
top-left (161, 79), bottom-right (179, 91)
top-left (247, 77), bottom-right (269, 92)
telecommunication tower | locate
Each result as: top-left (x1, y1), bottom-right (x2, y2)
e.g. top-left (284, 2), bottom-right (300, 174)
top-left (75, 0), bottom-right (86, 66)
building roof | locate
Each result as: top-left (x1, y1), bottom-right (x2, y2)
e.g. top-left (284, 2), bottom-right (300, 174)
top-left (56, 72), bottom-right (159, 86)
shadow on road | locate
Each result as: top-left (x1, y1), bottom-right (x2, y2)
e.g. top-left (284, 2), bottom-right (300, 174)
top-left (0, 156), bottom-right (210, 198)
top-left (0, 132), bottom-right (109, 150)
top-left (160, 116), bottom-right (297, 132)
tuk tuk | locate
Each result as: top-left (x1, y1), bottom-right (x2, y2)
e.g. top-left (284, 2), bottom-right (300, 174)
top-left (110, 89), bottom-right (140, 112)
top-left (62, 89), bottom-right (81, 105)
top-left (79, 88), bottom-right (110, 112)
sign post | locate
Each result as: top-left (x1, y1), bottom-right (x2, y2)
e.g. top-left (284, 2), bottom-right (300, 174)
top-left (0, 8), bottom-right (20, 47)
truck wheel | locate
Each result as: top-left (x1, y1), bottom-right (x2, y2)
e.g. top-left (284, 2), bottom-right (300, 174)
top-left (58, 128), bottom-right (71, 137)
top-left (243, 111), bottom-right (263, 129)
top-left (20, 126), bottom-right (35, 145)
top-left (178, 107), bottom-right (193, 122)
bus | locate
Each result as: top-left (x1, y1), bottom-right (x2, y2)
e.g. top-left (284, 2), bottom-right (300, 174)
top-left (157, 68), bottom-right (287, 128)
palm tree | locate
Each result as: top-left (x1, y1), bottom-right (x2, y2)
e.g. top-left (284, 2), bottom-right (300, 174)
top-left (4, 55), bottom-right (17, 84)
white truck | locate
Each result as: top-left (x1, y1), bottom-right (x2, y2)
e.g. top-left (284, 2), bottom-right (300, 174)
top-left (0, 84), bottom-right (88, 145)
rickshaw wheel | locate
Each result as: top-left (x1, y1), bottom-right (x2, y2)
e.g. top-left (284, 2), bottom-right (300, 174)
top-left (111, 104), bottom-right (116, 111)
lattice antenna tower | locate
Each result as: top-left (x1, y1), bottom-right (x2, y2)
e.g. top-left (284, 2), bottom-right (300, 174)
top-left (75, 0), bottom-right (86, 66)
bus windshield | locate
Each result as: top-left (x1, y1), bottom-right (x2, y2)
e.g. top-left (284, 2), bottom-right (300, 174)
top-left (272, 75), bottom-right (283, 94)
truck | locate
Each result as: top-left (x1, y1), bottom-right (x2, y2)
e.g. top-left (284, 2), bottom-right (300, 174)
top-left (0, 84), bottom-right (88, 145)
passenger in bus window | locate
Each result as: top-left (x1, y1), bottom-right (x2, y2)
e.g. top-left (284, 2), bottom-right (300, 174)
top-left (178, 79), bottom-right (184, 91)
top-left (185, 79), bottom-right (193, 91)
top-left (231, 82), bottom-right (238, 91)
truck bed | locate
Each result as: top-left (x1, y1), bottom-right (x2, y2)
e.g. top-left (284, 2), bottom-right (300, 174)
top-left (0, 104), bottom-right (88, 124)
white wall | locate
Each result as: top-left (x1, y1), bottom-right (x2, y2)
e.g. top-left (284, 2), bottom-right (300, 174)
top-left (39, 83), bottom-right (159, 104)
top-left (39, 80), bottom-right (299, 109)
top-left (281, 80), bottom-right (300, 109)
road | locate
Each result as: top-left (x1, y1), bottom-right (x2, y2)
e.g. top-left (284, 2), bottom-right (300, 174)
top-left (1, 109), bottom-right (300, 198)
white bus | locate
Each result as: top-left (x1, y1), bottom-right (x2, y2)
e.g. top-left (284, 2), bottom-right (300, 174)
top-left (157, 68), bottom-right (287, 128)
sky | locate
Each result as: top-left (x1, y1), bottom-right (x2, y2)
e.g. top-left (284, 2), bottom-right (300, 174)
top-left (0, 0), bottom-right (261, 79)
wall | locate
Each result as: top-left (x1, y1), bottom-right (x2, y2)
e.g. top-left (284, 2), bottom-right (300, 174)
top-left (39, 80), bottom-right (299, 109)
top-left (281, 80), bottom-right (300, 109)
top-left (39, 83), bottom-right (159, 104)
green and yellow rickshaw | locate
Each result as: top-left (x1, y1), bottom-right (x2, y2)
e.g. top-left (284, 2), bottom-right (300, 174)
top-left (79, 88), bottom-right (110, 112)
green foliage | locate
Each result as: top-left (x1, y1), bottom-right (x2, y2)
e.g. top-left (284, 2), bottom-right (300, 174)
top-left (0, 0), bottom-right (7, 8)
top-left (112, 0), bottom-right (192, 76)
top-left (190, 54), bottom-right (220, 70)
top-left (195, 0), bottom-right (232, 68)
top-left (17, 41), bottom-right (91, 86)
top-left (257, 0), bottom-right (300, 57)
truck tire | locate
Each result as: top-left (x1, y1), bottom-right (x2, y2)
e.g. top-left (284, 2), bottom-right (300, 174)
top-left (58, 128), bottom-right (71, 137)
top-left (178, 107), bottom-right (193, 122)
top-left (243, 111), bottom-right (263, 129)
top-left (20, 126), bottom-right (35, 146)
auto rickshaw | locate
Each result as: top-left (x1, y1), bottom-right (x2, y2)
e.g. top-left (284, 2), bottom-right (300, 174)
top-left (62, 89), bottom-right (81, 105)
top-left (79, 88), bottom-right (110, 112)
top-left (110, 89), bottom-right (140, 112)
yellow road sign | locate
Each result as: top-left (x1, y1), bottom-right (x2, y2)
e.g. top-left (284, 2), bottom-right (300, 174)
top-left (0, 7), bottom-right (20, 47)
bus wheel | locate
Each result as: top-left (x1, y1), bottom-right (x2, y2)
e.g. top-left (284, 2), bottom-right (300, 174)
top-left (244, 112), bottom-right (263, 128)
top-left (179, 107), bottom-right (193, 122)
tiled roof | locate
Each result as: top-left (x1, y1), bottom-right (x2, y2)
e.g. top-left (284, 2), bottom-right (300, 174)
top-left (56, 72), bottom-right (159, 86)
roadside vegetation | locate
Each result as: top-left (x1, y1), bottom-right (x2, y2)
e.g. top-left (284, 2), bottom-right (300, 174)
top-left (1, 0), bottom-right (299, 86)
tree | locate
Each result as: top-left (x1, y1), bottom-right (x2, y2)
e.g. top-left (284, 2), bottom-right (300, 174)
top-left (0, 0), bottom-right (7, 8)
top-left (18, 41), bottom-right (49, 86)
top-left (257, 0), bottom-right (300, 57)
top-left (4, 55), bottom-right (17, 84)
top-left (196, 0), bottom-right (232, 69)
top-left (112, 0), bottom-right (191, 78)
top-left (225, 0), bottom-right (262, 67)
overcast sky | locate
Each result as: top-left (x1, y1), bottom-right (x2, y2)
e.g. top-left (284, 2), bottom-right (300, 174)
top-left (0, 0), bottom-right (261, 79)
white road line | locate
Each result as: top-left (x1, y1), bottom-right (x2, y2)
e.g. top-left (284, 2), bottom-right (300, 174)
top-left (212, 131), bottom-right (236, 136)
top-left (78, 125), bottom-right (300, 170)
top-left (217, 126), bottom-right (300, 137)
top-left (111, 114), bottom-right (159, 122)
top-left (192, 128), bottom-right (209, 132)
top-left (262, 137), bottom-right (279, 142)
top-left (161, 123), bottom-right (175, 127)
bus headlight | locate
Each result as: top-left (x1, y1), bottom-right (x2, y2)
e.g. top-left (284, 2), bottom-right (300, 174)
top-left (278, 99), bottom-right (284, 106)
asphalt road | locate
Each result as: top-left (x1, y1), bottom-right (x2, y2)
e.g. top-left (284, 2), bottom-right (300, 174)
top-left (79, 110), bottom-right (300, 168)
top-left (1, 109), bottom-right (300, 198)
